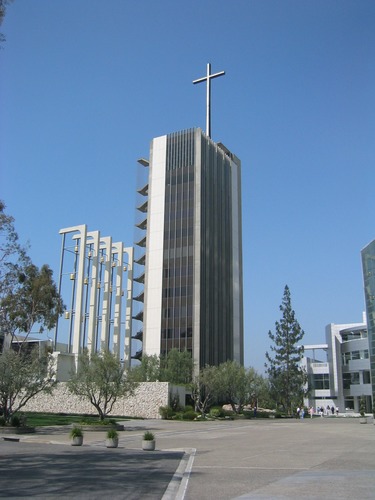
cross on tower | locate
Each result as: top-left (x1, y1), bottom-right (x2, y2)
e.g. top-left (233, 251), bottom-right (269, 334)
top-left (193, 63), bottom-right (225, 138)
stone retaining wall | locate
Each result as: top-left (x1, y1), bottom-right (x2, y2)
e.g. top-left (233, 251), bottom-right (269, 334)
top-left (21, 382), bottom-right (185, 419)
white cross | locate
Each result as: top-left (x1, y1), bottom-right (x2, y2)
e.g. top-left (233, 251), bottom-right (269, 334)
top-left (193, 63), bottom-right (225, 138)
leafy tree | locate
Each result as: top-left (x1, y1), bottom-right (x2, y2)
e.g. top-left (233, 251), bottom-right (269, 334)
top-left (211, 361), bottom-right (262, 414)
top-left (0, 1), bottom-right (14, 45)
top-left (1, 263), bottom-right (65, 350)
top-left (190, 364), bottom-right (218, 416)
top-left (68, 350), bottom-right (137, 421)
top-left (190, 361), bottom-right (265, 415)
top-left (265, 285), bottom-right (307, 414)
top-left (1, 202), bottom-right (64, 351)
top-left (0, 201), bottom-right (31, 348)
top-left (131, 353), bottom-right (161, 382)
top-left (160, 348), bottom-right (193, 385)
top-left (0, 348), bottom-right (55, 424)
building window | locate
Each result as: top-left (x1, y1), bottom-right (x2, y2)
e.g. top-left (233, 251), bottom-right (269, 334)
top-left (342, 350), bottom-right (369, 365)
top-left (343, 372), bottom-right (360, 389)
top-left (341, 329), bottom-right (368, 342)
top-left (312, 373), bottom-right (330, 390)
top-left (363, 370), bottom-right (371, 384)
top-left (344, 397), bottom-right (354, 410)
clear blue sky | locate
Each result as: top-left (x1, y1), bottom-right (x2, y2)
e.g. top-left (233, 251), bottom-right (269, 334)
top-left (1, 0), bottom-right (374, 372)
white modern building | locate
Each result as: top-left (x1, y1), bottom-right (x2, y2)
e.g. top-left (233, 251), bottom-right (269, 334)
top-left (302, 313), bottom-right (372, 413)
top-left (132, 128), bottom-right (244, 372)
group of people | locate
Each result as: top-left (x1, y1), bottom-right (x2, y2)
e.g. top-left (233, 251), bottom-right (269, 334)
top-left (296, 404), bottom-right (339, 419)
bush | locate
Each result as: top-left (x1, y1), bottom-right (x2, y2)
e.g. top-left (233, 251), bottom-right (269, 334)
top-left (159, 406), bottom-right (175, 420)
top-left (242, 410), bottom-right (252, 419)
top-left (106, 428), bottom-right (119, 439)
top-left (143, 431), bottom-right (154, 441)
top-left (0, 416), bottom-right (5, 426)
top-left (209, 408), bottom-right (222, 418)
top-left (182, 410), bottom-right (198, 421)
top-left (70, 426), bottom-right (83, 438)
top-left (10, 414), bottom-right (21, 427)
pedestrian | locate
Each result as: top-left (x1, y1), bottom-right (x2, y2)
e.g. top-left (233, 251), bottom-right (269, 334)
top-left (336, 407), bottom-right (339, 416)
top-left (309, 407), bottom-right (314, 419)
top-left (320, 407), bottom-right (324, 417)
top-left (326, 405), bottom-right (330, 416)
top-left (296, 407), bottom-right (300, 419)
top-left (331, 406), bottom-right (335, 415)
top-left (300, 407), bottom-right (305, 419)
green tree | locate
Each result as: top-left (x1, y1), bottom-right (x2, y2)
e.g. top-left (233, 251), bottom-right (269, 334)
top-left (1, 263), bottom-right (65, 350)
top-left (0, 1), bottom-right (14, 45)
top-left (131, 353), bottom-right (161, 382)
top-left (68, 350), bottom-right (137, 421)
top-left (190, 364), bottom-right (218, 416)
top-left (0, 201), bottom-right (31, 348)
top-left (0, 348), bottom-right (56, 423)
top-left (265, 285), bottom-right (307, 414)
top-left (212, 361), bottom-right (261, 414)
top-left (160, 348), bottom-right (193, 385)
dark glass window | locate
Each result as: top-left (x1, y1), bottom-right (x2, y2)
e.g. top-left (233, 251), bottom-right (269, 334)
top-left (313, 373), bottom-right (330, 390)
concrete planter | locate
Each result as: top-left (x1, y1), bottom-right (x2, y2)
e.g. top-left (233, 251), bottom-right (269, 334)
top-left (106, 437), bottom-right (119, 448)
top-left (359, 417), bottom-right (367, 424)
top-left (142, 439), bottom-right (155, 451)
top-left (71, 436), bottom-right (83, 446)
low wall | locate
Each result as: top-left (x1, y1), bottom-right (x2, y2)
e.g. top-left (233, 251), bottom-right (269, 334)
top-left (21, 382), bottom-right (184, 419)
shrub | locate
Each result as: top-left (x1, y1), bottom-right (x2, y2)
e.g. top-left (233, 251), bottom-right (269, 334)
top-left (10, 414), bottom-right (21, 427)
top-left (106, 428), bottom-right (118, 439)
top-left (173, 412), bottom-right (184, 420)
top-left (70, 426), bottom-right (83, 438)
top-left (242, 410), bottom-right (252, 419)
top-left (143, 431), bottom-right (154, 441)
top-left (159, 406), bottom-right (175, 420)
top-left (182, 410), bottom-right (198, 421)
top-left (209, 408), bottom-right (222, 418)
top-left (0, 416), bottom-right (5, 426)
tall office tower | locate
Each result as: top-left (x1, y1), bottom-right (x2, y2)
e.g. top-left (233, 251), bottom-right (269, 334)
top-left (133, 128), bottom-right (243, 372)
top-left (361, 239), bottom-right (375, 406)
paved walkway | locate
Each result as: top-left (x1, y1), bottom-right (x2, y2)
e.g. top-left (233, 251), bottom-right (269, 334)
top-left (1, 416), bottom-right (375, 499)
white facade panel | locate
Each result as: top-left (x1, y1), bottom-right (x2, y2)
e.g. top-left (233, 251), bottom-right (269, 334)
top-left (143, 135), bottom-right (167, 356)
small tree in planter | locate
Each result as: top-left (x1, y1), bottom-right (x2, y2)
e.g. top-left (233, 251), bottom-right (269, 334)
top-left (142, 431), bottom-right (155, 451)
top-left (106, 428), bottom-right (119, 448)
top-left (70, 426), bottom-right (83, 446)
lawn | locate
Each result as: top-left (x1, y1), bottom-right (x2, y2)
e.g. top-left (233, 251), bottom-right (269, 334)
top-left (23, 412), bottom-right (128, 427)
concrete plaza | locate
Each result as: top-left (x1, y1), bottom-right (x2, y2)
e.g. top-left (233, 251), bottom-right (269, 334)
top-left (1, 416), bottom-right (375, 499)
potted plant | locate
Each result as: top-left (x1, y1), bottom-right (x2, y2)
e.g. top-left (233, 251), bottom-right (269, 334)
top-left (359, 396), bottom-right (367, 424)
top-left (142, 431), bottom-right (155, 451)
top-left (70, 426), bottom-right (84, 446)
top-left (106, 428), bottom-right (119, 448)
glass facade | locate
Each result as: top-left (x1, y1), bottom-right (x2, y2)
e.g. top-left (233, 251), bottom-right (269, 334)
top-left (143, 128), bottom-right (243, 370)
top-left (161, 130), bottom-right (195, 354)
